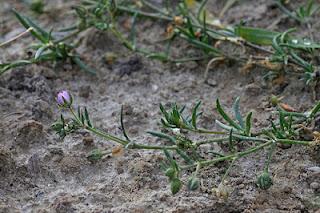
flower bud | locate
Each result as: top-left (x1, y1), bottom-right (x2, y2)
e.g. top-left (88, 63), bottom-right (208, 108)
top-left (187, 176), bottom-right (199, 191)
top-left (212, 182), bottom-right (231, 200)
top-left (165, 167), bottom-right (176, 180)
top-left (256, 172), bottom-right (273, 190)
top-left (112, 146), bottom-right (124, 157)
top-left (174, 16), bottom-right (184, 25)
top-left (87, 149), bottom-right (103, 162)
top-left (170, 178), bottom-right (182, 195)
top-left (57, 90), bottom-right (72, 108)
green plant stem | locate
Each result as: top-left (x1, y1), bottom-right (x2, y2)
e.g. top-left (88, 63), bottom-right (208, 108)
top-left (69, 107), bottom-right (128, 146)
top-left (69, 107), bottom-right (180, 149)
top-left (141, 0), bottom-right (169, 16)
top-left (54, 29), bottom-right (83, 44)
top-left (86, 124), bottom-right (179, 150)
top-left (195, 134), bottom-right (269, 147)
top-left (186, 141), bottom-right (273, 169)
top-left (117, 6), bottom-right (172, 21)
top-left (86, 126), bottom-right (129, 146)
top-left (264, 142), bottom-right (276, 172)
top-left (197, 0), bottom-right (209, 21)
top-left (194, 162), bottom-right (201, 176)
top-left (191, 128), bottom-right (225, 135)
top-left (110, 26), bottom-right (134, 51)
top-left (195, 137), bottom-right (229, 146)
top-left (69, 107), bottom-right (82, 124)
top-left (183, 137), bottom-right (311, 169)
top-left (220, 157), bottom-right (237, 182)
top-left (117, 5), bottom-right (227, 36)
top-left (131, 143), bottom-right (177, 150)
top-left (277, 138), bottom-right (310, 145)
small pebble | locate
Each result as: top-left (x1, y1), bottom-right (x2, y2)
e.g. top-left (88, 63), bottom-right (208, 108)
top-left (307, 166), bottom-right (320, 174)
top-left (152, 84), bottom-right (159, 92)
top-left (206, 79), bottom-right (217, 87)
top-left (245, 83), bottom-right (262, 96)
top-left (238, 184), bottom-right (245, 189)
top-left (310, 182), bottom-right (320, 190)
top-left (283, 185), bottom-right (292, 193)
top-left (83, 136), bottom-right (94, 146)
top-left (79, 85), bottom-right (92, 99)
top-left (277, 143), bottom-right (292, 149)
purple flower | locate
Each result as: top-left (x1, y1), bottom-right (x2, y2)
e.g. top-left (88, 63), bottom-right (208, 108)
top-left (57, 90), bottom-right (72, 108)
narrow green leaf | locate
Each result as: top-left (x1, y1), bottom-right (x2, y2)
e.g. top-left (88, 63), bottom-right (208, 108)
top-left (84, 107), bottom-right (92, 127)
top-left (147, 131), bottom-right (176, 144)
top-left (0, 60), bottom-right (33, 75)
top-left (308, 101), bottom-right (320, 118)
top-left (35, 45), bottom-right (48, 60)
top-left (216, 99), bottom-right (242, 131)
top-left (77, 106), bottom-right (81, 119)
top-left (146, 53), bottom-right (168, 61)
top-left (176, 149), bottom-right (194, 164)
top-left (279, 111), bottom-right (286, 132)
top-left (192, 101), bottom-right (201, 129)
top-left (71, 56), bottom-right (96, 75)
top-left (164, 149), bottom-right (174, 163)
top-left (245, 111), bottom-right (253, 136)
top-left (129, 12), bottom-right (138, 50)
top-left (232, 97), bottom-right (244, 128)
top-left (12, 9), bottom-right (50, 42)
top-left (215, 119), bottom-right (234, 131)
top-left (160, 103), bottom-right (170, 122)
top-left (228, 128), bottom-right (234, 152)
top-left (121, 106), bottom-right (130, 142)
top-left (182, 35), bottom-right (222, 55)
top-left (12, 9), bottom-right (44, 43)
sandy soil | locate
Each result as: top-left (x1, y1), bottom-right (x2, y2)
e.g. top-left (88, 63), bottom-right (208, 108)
top-left (0, 0), bottom-right (320, 212)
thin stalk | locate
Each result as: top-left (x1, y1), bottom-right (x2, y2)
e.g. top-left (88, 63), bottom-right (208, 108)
top-left (276, 138), bottom-right (310, 145)
top-left (69, 107), bottom-right (83, 125)
top-left (86, 126), bottom-right (129, 146)
top-left (194, 128), bottom-right (226, 134)
top-left (130, 143), bottom-right (178, 150)
top-left (197, 0), bottom-right (209, 21)
top-left (183, 136), bottom-right (311, 170)
top-left (274, 0), bottom-right (303, 23)
top-left (220, 157), bottom-right (237, 182)
top-left (70, 107), bottom-right (180, 150)
top-left (194, 162), bottom-right (201, 176)
top-left (195, 137), bottom-right (229, 147)
top-left (117, 6), bottom-right (172, 21)
top-left (264, 142), bottom-right (276, 172)
top-left (117, 5), bottom-right (228, 37)
top-left (195, 133), bottom-right (269, 146)
top-left (0, 27), bottom-right (33, 47)
top-left (182, 141), bottom-right (273, 169)
top-left (141, 0), bottom-right (169, 16)
top-left (54, 29), bottom-right (82, 44)
top-left (69, 107), bottom-right (129, 146)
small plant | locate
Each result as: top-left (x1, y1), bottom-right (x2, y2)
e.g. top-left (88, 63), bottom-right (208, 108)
top-left (53, 91), bottom-right (320, 196)
top-left (275, 0), bottom-right (320, 24)
top-left (0, 9), bottom-right (96, 75)
top-left (29, 0), bottom-right (45, 14)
